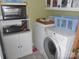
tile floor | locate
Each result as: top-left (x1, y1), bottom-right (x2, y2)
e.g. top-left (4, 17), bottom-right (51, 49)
top-left (19, 51), bottom-right (45, 59)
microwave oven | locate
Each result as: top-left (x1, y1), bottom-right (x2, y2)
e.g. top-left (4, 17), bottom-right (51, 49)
top-left (1, 5), bottom-right (27, 20)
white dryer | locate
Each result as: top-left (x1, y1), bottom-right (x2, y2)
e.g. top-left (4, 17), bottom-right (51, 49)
top-left (42, 27), bottom-right (76, 59)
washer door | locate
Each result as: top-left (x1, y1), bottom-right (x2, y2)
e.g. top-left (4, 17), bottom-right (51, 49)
top-left (44, 37), bottom-right (61, 59)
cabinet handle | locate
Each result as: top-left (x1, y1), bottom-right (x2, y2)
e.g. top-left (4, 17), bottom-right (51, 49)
top-left (18, 46), bottom-right (20, 48)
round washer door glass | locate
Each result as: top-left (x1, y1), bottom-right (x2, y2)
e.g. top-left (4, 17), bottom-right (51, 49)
top-left (44, 37), bottom-right (60, 59)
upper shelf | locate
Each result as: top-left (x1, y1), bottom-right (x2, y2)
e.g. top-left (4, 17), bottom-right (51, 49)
top-left (45, 7), bottom-right (79, 11)
top-left (45, 0), bottom-right (79, 11)
top-left (0, 2), bottom-right (27, 5)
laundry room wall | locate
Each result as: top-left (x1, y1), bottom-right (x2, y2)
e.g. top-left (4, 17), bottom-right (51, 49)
top-left (27, 0), bottom-right (47, 20)
top-left (27, 0), bottom-right (49, 44)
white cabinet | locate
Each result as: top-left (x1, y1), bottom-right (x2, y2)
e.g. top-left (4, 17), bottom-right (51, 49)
top-left (3, 31), bottom-right (32, 59)
top-left (45, 0), bottom-right (79, 11)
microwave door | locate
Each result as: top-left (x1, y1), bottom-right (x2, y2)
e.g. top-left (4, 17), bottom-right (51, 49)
top-left (1, 5), bottom-right (27, 20)
top-left (3, 7), bottom-right (20, 20)
top-left (4, 8), bottom-right (19, 15)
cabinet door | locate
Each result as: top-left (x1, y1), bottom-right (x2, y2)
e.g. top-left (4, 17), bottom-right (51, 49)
top-left (3, 34), bottom-right (21, 59)
top-left (20, 32), bottom-right (32, 57)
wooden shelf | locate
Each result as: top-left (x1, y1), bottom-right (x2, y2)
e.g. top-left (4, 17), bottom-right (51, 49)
top-left (0, 2), bottom-right (26, 5)
top-left (45, 7), bottom-right (79, 11)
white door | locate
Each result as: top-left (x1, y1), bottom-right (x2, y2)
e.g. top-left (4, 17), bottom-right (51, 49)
top-left (3, 34), bottom-right (21, 59)
top-left (20, 32), bottom-right (32, 57)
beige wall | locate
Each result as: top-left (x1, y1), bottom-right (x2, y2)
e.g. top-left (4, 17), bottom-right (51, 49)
top-left (27, 0), bottom-right (49, 44)
top-left (27, 0), bottom-right (48, 22)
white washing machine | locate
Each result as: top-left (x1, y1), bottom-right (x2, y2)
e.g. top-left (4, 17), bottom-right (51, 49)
top-left (41, 27), bottom-right (76, 59)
